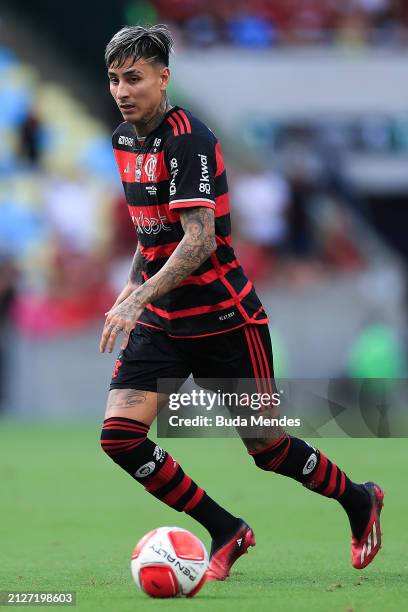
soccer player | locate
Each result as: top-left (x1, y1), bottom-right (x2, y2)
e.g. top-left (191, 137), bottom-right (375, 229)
top-left (100, 24), bottom-right (384, 580)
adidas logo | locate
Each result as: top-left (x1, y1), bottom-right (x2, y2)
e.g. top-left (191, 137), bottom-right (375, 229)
top-left (236, 538), bottom-right (242, 547)
top-left (360, 521), bottom-right (378, 564)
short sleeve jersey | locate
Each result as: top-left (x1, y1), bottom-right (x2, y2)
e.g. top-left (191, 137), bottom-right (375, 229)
top-left (112, 105), bottom-right (268, 337)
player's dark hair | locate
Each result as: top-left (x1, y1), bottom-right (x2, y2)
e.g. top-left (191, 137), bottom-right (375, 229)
top-left (105, 24), bottom-right (174, 69)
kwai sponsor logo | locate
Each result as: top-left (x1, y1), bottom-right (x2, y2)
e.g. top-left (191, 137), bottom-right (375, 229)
top-left (169, 157), bottom-right (178, 196)
top-left (198, 153), bottom-right (211, 194)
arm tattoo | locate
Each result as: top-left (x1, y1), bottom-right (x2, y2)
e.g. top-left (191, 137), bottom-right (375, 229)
top-left (128, 243), bottom-right (144, 285)
top-left (128, 207), bottom-right (216, 307)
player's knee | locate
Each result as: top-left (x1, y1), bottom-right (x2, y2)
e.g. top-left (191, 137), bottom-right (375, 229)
top-left (248, 433), bottom-right (290, 471)
top-left (99, 416), bottom-right (170, 484)
top-left (100, 416), bottom-right (149, 460)
top-left (249, 434), bottom-right (319, 481)
top-left (252, 452), bottom-right (273, 471)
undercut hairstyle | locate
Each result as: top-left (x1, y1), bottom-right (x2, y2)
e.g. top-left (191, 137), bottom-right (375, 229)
top-left (105, 24), bottom-right (174, 69)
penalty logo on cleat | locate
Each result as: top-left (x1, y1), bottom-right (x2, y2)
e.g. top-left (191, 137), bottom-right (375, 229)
top-left (236, 538), bottom-right (243, 547)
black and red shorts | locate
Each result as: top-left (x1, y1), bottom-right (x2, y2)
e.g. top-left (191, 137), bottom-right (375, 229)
top-left (109, 323), bottom-right (274, 394)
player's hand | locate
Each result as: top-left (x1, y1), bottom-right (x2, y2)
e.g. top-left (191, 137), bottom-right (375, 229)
top-left (100, 296), bottom-right (144, 354)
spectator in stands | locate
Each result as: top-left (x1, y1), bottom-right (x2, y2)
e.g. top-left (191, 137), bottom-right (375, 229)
top-left (0, 257), bottom-right (16, 408)
top-left (184, 13), bottom-right (221, 46)
top-left (19, 111), bottom-right (42, 167)
top-left (231, 165), bottom-right (290, 281)
top-left (226, 11), bottom-right (276, 46)
top-left (279, 130), bottom-right (321, 259)
top-left (43, 173), bottom-right (100, 254)
top-left (285, 0), bottom-right (335, 45)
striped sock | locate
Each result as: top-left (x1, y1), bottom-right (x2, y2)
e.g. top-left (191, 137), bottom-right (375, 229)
top-left (101, 417), bottom-right (238, 538)
top-left (143, 452), bottom-right (204, 512)
top-left (250, 434), bottom-right (370, 538)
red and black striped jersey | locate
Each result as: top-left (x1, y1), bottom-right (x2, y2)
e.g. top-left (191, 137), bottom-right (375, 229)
top-left (112, 105), bottom-right (268, 337)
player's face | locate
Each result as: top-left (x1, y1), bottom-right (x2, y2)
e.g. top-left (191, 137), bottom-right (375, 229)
top-left (108, 57), bottom-right (170, 124)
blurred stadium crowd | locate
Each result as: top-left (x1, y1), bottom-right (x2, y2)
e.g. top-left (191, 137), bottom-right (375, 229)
top-left (0, 47), bottom-right (119, 339)
top-left (133, 0), bottom-right (408, 47)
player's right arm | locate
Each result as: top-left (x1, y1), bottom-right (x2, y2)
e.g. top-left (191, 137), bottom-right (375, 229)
top-left (105, 242), bottom-right (143, 315)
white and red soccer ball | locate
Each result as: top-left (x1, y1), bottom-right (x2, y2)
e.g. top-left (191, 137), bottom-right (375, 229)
top-left (131, 527), bottom-right (209, 598)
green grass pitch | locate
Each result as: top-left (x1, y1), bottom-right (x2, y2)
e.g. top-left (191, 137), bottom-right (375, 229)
top-left (1, 421), bottom-right (407, 611)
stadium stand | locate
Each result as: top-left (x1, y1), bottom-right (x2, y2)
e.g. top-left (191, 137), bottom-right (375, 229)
top-left (152, 0), bottom-right (408, 48)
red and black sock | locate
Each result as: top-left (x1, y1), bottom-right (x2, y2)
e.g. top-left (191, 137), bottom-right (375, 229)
top-left (250, 434), bottom-right (371, 540)
top-left (101, 417), bottom-right (239, 539)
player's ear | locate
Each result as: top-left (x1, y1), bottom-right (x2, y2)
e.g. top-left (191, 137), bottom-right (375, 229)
top-left (160, 67), bottom-right (170, 91)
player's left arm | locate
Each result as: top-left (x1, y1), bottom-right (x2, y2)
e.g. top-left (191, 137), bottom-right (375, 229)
top-left (100, 206), bottom-right (216, 353)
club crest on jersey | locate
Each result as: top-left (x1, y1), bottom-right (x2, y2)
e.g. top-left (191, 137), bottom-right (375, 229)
top-left (144, 155), bottom-right (157, 182)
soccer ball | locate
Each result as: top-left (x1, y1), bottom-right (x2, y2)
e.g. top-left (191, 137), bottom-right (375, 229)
top-left (131, 526), bottom-right (209, 598)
